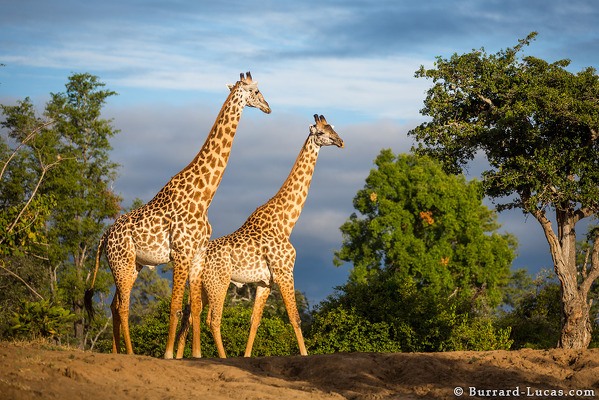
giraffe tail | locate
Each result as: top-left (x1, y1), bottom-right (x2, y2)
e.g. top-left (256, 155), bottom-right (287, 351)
top-left (84, 232), bottom-right (108, 321)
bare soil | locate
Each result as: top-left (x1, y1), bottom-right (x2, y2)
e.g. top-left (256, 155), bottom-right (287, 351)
top-left (1, 341), bottom-right (598, 399)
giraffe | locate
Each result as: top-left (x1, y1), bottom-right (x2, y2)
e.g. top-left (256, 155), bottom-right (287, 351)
top-left (84, 72), bottom-right (271, 359)
top-left (177, 114), bottom-right (343, 358)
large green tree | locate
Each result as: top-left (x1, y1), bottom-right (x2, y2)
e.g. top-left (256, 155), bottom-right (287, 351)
top-left (1, 73), bottom-right (121, 346)
top-left (322, 151), bottom-right (515, 351)
top-left (1, 98), bottom-right (64, 336)
top-left (410, 32), bottom-right (599, 348)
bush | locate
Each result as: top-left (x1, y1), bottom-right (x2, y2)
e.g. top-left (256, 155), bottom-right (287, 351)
top-left (307, 307), bottom-right (401, 354)
top-left (124, 298), bottom-right (300, 358)
top-left (443, 316), bottom-right (513, 351)
top-left (8, 299), bottom-right (76, 341)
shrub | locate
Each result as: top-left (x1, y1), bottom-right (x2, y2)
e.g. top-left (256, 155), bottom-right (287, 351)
top-left (307, 307), bottom-right (401, 354)
top-left (8, 299), bottom-right (76, 341)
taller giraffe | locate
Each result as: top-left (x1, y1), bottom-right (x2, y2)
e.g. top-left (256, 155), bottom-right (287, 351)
top-left (179, 114), bottom-right (343, 358)
top-left (85, 72), bottom-right (270, 359)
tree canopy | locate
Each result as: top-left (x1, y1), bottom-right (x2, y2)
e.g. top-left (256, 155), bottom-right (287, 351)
top-left (335, 150), bottom-right (515, 305)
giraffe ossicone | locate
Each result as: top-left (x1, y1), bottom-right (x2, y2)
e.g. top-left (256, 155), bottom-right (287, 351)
top-left (84, 71), bottom-right (270, 359)
top-left (176, 114), bottom-right (344, 358)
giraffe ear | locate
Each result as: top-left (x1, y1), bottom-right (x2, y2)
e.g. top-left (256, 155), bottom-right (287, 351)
top-left (226, 83), bottom-right (234, 91)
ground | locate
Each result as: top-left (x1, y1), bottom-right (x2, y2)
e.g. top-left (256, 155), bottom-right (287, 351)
top-left (1, 342), bottom-right (598, 399)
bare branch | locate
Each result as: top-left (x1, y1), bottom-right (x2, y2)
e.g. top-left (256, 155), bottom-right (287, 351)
top-left (0, 120), bottom-right (54, 181)
top-left (477, 93), bottom-right (495, 109)
top-left (530, 208), bottom-right (565, 277)
top-left (89, 319), bottom-right (110, 351)
top-left (2, 156), bottom-right (62, 241)
top-left (0, 260), bottom-right (44, 300)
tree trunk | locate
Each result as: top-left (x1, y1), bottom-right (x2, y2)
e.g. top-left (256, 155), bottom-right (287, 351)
top-left (73, 301), bottom-right (85, 349)
top-left (557, 288), bottom-right (592, 348)
top-left (534, 208), bottom-right (596, 349)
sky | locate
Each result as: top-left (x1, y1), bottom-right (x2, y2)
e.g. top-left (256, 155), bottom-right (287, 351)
top-left (1, 0), bottom-right (598, 305)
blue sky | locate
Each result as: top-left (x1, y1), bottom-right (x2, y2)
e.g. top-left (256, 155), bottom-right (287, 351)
top-left (2, 0), bottom-right (598, 305)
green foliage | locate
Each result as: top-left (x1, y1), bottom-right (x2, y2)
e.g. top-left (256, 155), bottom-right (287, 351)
top-left (443, 316), bottom-right (513, 351)
top-left (106, 291), bottom-right (300, 358)
top-left (0, 196), bottom-right (55, 257)
top-left (129, 267), bottom-right (171, 325)
top-left (325, 151), bottom-right (515, 352)
top-left (8, 299), bottom-right (76, 340)
top-left (42, 73), bottom-right (121, 267)
top-left (308, 307), bottom-right (401, 354)
top-left (206, 306), bottom-right (297, 357)
top-left (0, 255), bottom-right (52, 335)
top-left (497, 270), bottom-right (562, 349)
top-left (409, 32), bottom-right (599, 348)
top-left (1, 73), bottom-right (122, 346)
top-left (0, 98), bottom-right (57, 258)
top-left (336, 151), bottom-right (515, 307)
top-left (410, 32), bottom-right (599, 213)
top-left (313, 271), bottom-right (512, 352)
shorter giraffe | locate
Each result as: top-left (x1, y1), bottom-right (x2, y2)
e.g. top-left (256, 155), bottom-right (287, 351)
top-left (178, 114), bottom-right (343, 358)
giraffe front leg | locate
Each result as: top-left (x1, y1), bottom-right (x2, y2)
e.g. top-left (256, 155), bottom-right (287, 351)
top-left (164, 258), bottom-right (189, 359)
top-left (244, 285), bottom-right (271, 357)
top-left (277, 277), bottom-right (308, 356)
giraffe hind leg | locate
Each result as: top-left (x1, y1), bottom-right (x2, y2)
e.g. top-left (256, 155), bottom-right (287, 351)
top-left (112, 284), bottom-right (135, 354)
top-left (206, 280), bottom-right (231, 358)
top-left (109, 260), bottom-right (138, 355)
top-left (175, 298), bottom-right (192, 359)
top-left (244, 285), bottom-right (271, 357)
top-left (110, 293), bottom-right (122, 353)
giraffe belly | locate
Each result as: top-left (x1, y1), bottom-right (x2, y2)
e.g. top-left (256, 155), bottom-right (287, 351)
top-left (135, 245), bottom-right (170, 267)
top-left (230, 261), bottom-right (271, 287)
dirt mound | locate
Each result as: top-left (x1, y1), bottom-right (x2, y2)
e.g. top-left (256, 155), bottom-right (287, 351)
top-left (1, 342), bottom-right (597, 399)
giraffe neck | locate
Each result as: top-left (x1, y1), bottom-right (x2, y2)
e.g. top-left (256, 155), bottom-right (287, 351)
top-left (266, 135), bottom-right (320, 234)
top-left (175, 84), bottom-right (246, 207)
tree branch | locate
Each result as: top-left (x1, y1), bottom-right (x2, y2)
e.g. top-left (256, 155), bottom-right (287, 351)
top-left (2, 157), bottom-right (61, 240)
top-left (0, 120), bottom-right (54, 181)
top-left (88, 319), bottom-right (110, 351)
top-left (531, 208), bottom-right (565, 277)
top-left (580, 231), bottom-right (599, 298)
top-left (573, 207), bottom-right (594, 224)
top-left (477, 93), bottom-right (495, 109)
top-left (0, 261), bottom-right (44, 300)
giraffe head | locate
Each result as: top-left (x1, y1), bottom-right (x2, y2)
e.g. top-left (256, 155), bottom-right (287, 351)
top-left (226, 71), bottom-right (271, 114)
top-left (309, 114), bottom-right (344, 148)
